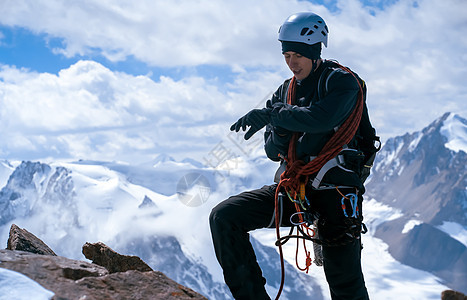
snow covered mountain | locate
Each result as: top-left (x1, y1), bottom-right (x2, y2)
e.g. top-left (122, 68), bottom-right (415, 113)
top-left (0, 158), bottom-right (321, 299)
top-left (365, 112), bottom-right (467, 294)
top-left (1, 112), bottom-right (465, 299)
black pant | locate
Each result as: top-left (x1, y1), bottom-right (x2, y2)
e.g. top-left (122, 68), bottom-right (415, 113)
top-left (209, 184), bottom-right (369, 300)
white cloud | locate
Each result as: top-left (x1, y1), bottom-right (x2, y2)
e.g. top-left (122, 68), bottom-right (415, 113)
top-left (318, 0), bottom-right (467, 138)
top-left (0, 60), bottom-right (282, 162)
top-left (0, 0), bottom-right (466, 162)
top-left (0, 0), bottom-right (313, 67)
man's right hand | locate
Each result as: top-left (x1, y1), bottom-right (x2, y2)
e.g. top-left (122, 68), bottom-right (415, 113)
top-left (230, 108), bottom-right (271, 140)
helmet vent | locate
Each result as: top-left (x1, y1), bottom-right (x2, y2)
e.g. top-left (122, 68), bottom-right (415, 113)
top-left (279, 13), bottom-right (328, 46)
top-left (300, 27), bottom-right (315, 36)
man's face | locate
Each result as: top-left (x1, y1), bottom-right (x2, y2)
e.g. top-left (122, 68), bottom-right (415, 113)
top-left (283, 51), bottom-right (314, 80)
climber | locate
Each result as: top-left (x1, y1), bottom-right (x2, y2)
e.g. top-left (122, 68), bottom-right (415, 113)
top-left (210, 12), bottom-right (372, 300)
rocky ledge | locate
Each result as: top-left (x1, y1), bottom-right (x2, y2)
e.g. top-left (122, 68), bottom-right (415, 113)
top-left (0, 224), bottom-right (207, 300)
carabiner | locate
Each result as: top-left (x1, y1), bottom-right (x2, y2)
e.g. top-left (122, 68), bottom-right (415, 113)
top-left (341, 193), bottom-right (359, 218)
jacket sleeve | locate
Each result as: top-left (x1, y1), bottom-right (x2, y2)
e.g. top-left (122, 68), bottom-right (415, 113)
top-left (270, 69), bottom-right (360, 134)
top-left (264, 124), bottom-right (292, 161)
top-left (264, 82), bottom-right (292, 161)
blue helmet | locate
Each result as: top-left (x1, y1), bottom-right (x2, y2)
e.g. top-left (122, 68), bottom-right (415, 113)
top-left (278, 12), bottom-right (329, 47)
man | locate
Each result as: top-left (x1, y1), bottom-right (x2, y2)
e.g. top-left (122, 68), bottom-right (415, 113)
top-left (210, 12), bottom-right (371, 300)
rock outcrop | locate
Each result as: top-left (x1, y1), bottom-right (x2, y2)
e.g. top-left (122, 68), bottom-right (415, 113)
top-left (441, 290), bottom-right (467, 300)
top-left (7, 224), bottom-right (56, 256)
top-left (0, 224), bottom-right (207, 300)
top-left (82, 241), bottom-right (153, 273)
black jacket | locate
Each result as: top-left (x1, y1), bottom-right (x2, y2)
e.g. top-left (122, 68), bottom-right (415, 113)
top-left (264, 60), bottom-right (363, 189)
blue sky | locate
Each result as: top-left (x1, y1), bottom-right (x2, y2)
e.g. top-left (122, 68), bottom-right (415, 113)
top-left (0, 0), bottom-right (401, 79)
top-left (0, 24), bottom-right (188, 81)
top-left (0, 0), bottom-right (466, 163)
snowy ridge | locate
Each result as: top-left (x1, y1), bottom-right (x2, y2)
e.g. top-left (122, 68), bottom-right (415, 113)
top-left (437, 222), bottom-right (467, 247)
top-left (366, 112), bottom-right (467, 294)
top-left (440, 113), bottom-right (467, 153)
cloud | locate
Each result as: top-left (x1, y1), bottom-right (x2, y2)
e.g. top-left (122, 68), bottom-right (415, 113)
top-left (0, 60), bottom-right (282, 162)
top-left (319, 0), bottom-right (467, 137)
top-left (0, 0), bottom-right (312, 67)
top-left (0, 0), bottom-right (466, 163)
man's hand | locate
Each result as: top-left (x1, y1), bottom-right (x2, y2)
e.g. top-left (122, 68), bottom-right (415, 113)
top-left (230, 108), bottom-right (271, 140)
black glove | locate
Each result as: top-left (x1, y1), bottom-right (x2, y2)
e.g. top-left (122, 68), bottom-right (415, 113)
top-left (230, 108), bottom-right (271, 140)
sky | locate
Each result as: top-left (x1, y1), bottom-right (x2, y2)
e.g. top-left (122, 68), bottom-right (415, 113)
top-left (0, 0), bottom-right (466, 164)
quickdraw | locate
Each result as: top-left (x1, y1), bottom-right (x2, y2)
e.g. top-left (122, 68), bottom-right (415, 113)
top-left (285, 181), bottom-right (310, 211)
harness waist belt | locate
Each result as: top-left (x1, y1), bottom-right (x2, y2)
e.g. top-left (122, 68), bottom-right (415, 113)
top-left (310, 153), bottom-right (354, 189)
top-left (273, 149), bottom-right (356, 187)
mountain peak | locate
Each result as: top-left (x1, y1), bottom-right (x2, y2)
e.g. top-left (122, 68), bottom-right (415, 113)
top-left (151, 154), bottom-right (176, 166)
top-left (440, 113), bottom-right (467, 153)
top-left (366, 113), bottom-right (467, 293)
top-left (368, 112), bottom-right (467, 224)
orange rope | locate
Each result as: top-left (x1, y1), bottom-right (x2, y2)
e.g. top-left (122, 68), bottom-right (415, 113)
top-left (274, 62), bottom-right (364, 299)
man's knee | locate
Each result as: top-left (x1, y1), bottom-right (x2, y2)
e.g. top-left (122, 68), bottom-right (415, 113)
top-left (209, 200), bottom-right (236, 231)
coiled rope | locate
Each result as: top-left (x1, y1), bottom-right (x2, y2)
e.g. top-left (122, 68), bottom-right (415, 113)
top-left (273, 62), bottom-right (364, 300)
